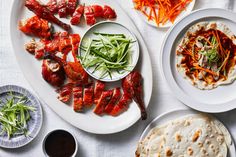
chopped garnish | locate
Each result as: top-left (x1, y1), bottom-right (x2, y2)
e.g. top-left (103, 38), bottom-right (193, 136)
top-left (0, 92), bottom-right (36, 139)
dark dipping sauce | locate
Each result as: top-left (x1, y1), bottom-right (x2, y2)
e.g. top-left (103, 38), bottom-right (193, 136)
top-left (44, 130), bottom-right (76, 157)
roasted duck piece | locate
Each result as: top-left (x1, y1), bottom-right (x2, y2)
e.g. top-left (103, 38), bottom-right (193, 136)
top-left (25, 39), bottom-right (45, 59)
top-left (67, 0), bottom-right (77, 16)
top-left (70, 5), bottom-right (84, 25)
top-left (25, 0), bottom-right (71, 31)
top-left (19, 16), bottom-right (51, 38)
top-left (104, 88), bottom-right (121, 114)
top-left (94, 90), bottom-right (113, 115)
top-left (92, 5), bottom-right (104, 18)
top-left (58, 0), bottom-right (67, 18)
top-left (93, 80), bottom-right (105, 104)
top-left (42, 59), bottom-right (65, 87)
top-left (122, 71), bottom-right (147, 120)
top-left (110, 94), bottom-right (132, 116)
top-left (45, 32), bottom-right (80, 55)
top-left (46, 0), bottom-right (58, 14)
top-left (103, 5), bottom-right (117, 19)
top-left (44, 53), bottom-right (88, 82)
top-left (69, 34), bottom-right (81, 60)
top-left (67, 61), bottom-right (88, 82)
top-left (84, 6), bottom-right (96, 25)
top-left (25, 32), bottom-right (81, 59)
top-left (83, 84), bottom-right (94, 107)
top-left (73, 85), bottom-right (83, 111)
top-left (56, 83), bottom-right (73, 103)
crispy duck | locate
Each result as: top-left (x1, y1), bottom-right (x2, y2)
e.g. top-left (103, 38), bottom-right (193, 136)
top-left (24, 32), bottom-right (80, 59)
top-left (25, 0), bottom-right (71, 31)
top-left (92, 5), bottom-right (104, 18)
top-left (104, 88), bottom-right (121, 114)
top-left (110, 94), bottom-right (132, 116)
top-left (19, 16), bottom-right (51, 38)
top-left (94, 90), bottom-right (113, 115)
top-left (67, 0), bottom-right (78, 16)
top-left (41, 59), bottom-right (65, 87)
top-left (58, 0), bottom-right (67, 18)
top-left (19, 1), bottom-right (147, 119)
top-left (84, 6), bottom-right (96, 25)
top-left (46, 0), bottom-right (58, 14)
top-left (83, 84), bottom-right (94, 107)
top-left (44, 52), bottom-right (88, 82)
top-left (103, 5), bottom-right (117, 19)
top-left (73, 84), bottom-right (83, 111)
top-left (93, 80), bottom-right (105, 104)
top-left (70, 5), bottom-right (84, 25)
top-left (122, 71), bottom-right (147, 120)
top-left (56, 83), bottom-right (73, 103)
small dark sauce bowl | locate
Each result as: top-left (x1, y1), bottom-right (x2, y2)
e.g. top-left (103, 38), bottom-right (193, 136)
top-left (42, 129), bottom-right (78, 157)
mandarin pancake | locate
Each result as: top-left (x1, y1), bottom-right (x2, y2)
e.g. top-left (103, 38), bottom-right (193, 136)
top-left (176, 21), bottom-right (236, 89)
top-left (44, 130), bottom-right (76, 157)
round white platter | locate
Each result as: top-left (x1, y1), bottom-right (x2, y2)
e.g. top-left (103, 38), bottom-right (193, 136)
top-left (10, 0), bottom-right (153, 134)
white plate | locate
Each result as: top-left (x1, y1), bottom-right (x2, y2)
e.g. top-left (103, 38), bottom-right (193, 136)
top-left (139, 109), bottom-right (235, 157)
top-left (132, 0), bottom-right (195, 28)
top-left (10, 0), bottom-right (153, 134)
top-left (161, 8), bottom-right (236, 113)
top-left (0, 85), bottom-right (43, 148)
top-left (79, 21), bottom-right (139, 82)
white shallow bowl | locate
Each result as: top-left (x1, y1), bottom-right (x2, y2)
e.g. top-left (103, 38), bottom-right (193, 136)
top-left (138, 109), bottom-right (235, 157)
top-left (161, 8), bottom-right (236, 113)
top-left (42, 129), bottom-right (78, 157)
top-left (132, 0), bottom-right (196, 28)
top-left (79, 21), bottom-right (139, 82)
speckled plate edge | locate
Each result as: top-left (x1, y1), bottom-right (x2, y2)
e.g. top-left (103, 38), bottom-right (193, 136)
top-left (79, 21), bottom-right (140, 82)
top-left (0, 85), bottom-right (43, 148)
top-left (138, 109), bottom-right (235, 157)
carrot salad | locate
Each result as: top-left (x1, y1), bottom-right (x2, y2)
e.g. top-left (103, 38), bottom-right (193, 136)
top-left (133, 0), bottom-right (192, 26)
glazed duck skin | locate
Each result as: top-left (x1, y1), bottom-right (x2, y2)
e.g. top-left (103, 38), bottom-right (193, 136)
top-left (25, 0), bottom-right (71, 30)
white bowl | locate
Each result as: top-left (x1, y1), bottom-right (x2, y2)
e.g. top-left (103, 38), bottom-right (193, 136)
top-left (79, 21), bottom-right (140, 82)
top-left (42, 129), bottom-right (78, 157)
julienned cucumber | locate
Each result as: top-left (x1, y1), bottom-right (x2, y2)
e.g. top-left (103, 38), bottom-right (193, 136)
top-left (80, 32), bottom-right (135, 79)
top-left (0, 92), bottom-right (35, 139)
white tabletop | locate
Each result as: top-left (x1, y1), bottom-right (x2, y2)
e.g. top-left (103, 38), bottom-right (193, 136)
top-left (1, 0), bottom-right (236, 156)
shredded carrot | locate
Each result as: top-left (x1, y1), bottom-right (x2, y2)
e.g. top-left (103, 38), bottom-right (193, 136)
top-left (133, 0), bottom-right (192, 26)
top-left (178, 45), bottom-right (196, 61)
top-left (194, 66), bottom-right (219, 76)
top-left (212, 30), bottom-right (226, 57)
top-left (148, 8), bottom-right (153, 21)
top-left (220, 50), bottom-right (230, 71)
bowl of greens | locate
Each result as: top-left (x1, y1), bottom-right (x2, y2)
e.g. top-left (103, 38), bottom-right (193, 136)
top-left (79, 21), bottom-right (140, 82)
top-left (0, 85), bottom-right (42, 148)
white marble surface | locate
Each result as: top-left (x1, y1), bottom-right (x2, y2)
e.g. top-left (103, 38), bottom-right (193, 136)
top-left (0, 0), bottom-right (236, 156)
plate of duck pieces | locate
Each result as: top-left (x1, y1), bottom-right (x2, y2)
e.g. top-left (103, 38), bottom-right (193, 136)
top-left (10, 0), bottom-right (153, 134)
